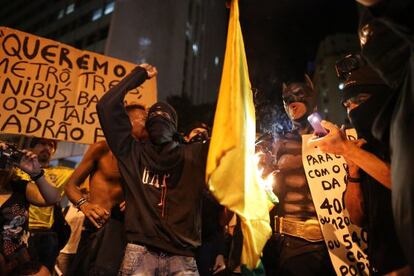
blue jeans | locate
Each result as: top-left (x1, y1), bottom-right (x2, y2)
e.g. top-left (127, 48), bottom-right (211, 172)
top-left (119, 243), bottom-right (199, 276)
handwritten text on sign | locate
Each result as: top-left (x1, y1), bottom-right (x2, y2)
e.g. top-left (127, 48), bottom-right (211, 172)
top-left (0, 26), bottom-right (157, 144)
top-left (302, 130), bottom-right (369, 276)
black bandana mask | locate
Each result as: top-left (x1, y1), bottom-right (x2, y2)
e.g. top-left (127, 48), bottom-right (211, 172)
top-left (188, 131), bottom-right (209, 144)
top-left (341, 63), bottom-right (392, 148)
top-left (146, 117), bottom-right (176, 145)
top-left (145, 102), bottom-right (178, 145)
top-left (140, 102), bottom-right (184, 193)
top-left (348, 91), bottom-right (389, 146)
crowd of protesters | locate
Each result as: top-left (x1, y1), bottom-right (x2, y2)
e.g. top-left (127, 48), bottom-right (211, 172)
top-left (1, 0), bottom-right (414, 275)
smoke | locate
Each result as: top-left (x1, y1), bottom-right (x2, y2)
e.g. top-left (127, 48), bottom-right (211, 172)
top-left (253, 88), bottom-right (292, 135)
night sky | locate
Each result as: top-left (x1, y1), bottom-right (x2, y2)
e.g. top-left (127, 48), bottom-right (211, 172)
top-left (239, 0), bottom-right (359, 104)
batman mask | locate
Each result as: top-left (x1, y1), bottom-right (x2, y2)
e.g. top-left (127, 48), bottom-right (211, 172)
top-left (282, 75), bottom-right (317, 125)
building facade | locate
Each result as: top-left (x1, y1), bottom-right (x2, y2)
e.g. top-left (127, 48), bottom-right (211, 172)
top-left (0, 0), bottom-right (115, 54)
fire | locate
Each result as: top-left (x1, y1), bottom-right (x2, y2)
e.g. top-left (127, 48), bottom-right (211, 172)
top-left (254, 151), bottom-right (279, 204)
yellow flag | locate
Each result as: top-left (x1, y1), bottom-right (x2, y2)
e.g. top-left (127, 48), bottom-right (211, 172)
top-left (206, 0), bottom-right (271, 269)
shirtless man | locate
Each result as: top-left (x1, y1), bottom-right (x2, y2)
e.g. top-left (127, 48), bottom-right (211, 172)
top-left (66, 141), bottom-right (122, 226)
top-left (64, 103), bottom-right (147, 275)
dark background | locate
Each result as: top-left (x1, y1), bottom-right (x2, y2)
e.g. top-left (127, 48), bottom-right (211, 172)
top-left (240, 0), bottom-right (359, 104)
top-left (175, 0), bottom-right (360, 134)
top-left (0, 0), bottom-right (360, 135)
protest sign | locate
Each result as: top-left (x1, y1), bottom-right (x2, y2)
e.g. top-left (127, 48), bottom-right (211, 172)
top-left (0, 26), bottom-right (157, 144)
top-left (302, 129), bottom-right (369, 276)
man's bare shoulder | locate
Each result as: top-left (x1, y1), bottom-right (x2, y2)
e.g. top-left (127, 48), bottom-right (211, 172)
top-left (87, 141), bottom-right (111, 157)
top-left (91, 141), bottom-right (118, 170)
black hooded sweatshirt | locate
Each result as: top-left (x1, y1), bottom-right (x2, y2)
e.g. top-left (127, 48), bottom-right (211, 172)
top-left (96, 67), bottom-right (208, 256)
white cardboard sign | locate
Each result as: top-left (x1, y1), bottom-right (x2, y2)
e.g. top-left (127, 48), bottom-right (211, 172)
top-left (302, 129), bottom-right (369, 276)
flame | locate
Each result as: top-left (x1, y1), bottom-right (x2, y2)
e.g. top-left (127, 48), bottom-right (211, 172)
top-left (254, 152), bottom-right (278, 203)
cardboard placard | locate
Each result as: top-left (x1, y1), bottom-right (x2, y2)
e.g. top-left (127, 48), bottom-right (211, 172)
top-left (0, 26), bottom-right (157, 144)
top-left (302, 129), bottom-right (369, 276)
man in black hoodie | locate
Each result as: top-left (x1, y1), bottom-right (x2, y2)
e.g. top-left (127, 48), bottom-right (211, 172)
top-left (96, 64), bottom-right (208, 275)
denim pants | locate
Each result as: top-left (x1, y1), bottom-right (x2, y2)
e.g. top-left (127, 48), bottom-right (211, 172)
top-left (119, 243), bottom-right (199, 276)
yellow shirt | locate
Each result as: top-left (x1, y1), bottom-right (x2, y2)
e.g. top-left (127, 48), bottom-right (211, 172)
top-left (16, 167), bottom-right (73, 229)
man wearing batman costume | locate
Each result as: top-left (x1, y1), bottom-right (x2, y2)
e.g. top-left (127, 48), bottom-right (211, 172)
top-left (97, 64), bottom-right (208, 275)
top-left (309, 63), bottom-right (409, 275)
top-left (262, 76), bottom-right (335, 275)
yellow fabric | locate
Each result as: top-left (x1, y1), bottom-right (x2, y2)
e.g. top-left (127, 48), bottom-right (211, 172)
top-left (205, 0), bottom-right (271, 269)
top-left (16, 167), bottom-right (73, 229)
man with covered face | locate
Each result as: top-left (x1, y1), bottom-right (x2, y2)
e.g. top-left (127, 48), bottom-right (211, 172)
top-left (264, 76), bottom-right (335, 275)
top-left (96, 64), bottom-right (209, 275)
top-left (309, 63), bottom-right (410, 275)
top-left (353, 0), bottom-right (414, 267)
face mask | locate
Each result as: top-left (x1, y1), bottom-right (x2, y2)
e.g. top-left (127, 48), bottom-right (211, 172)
top-left (349, 105), bottom-right (375, 143)
top-left (146, 117), bottom-right (176, 145)
top-left (348, 93), bottom-right (387, 145)
top-left (188, 132), bottom-right (209, 144)
top-left (282, 82), bottom-right (316, 124)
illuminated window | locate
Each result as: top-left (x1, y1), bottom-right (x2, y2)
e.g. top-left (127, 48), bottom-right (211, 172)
top-left (192, 43), bottom-right (198, 55)
top-left (92, 8), bottom-right (103, 21)
top-left (66, 3), bottom-right (75, 14)
top-left (104, 1), bottom-right (115, 15)
top-left (57, 9), bottom-right (65, 19)
top-left (214, 56), bottom-right (219, 65)
top-left (139, 37), bottom-right (151, 47)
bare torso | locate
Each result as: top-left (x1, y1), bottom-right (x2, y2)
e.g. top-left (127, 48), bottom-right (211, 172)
top-left (88, 143), bottom-right (123, 212)
top-left (273, 130), bottom-right (317, 219)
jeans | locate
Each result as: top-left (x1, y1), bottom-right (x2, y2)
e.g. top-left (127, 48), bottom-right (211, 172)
top-left (119, 243), bottom-right (199, 276)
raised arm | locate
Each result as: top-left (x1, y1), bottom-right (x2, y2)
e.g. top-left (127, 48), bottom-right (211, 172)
top-left (9, 146), bottom-right (61, 206)
top-left (96, 65), bottom-right (156, 157)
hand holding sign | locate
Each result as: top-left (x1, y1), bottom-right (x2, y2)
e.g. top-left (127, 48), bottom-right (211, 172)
top-left (308, 120), bottom-right (350, 156)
